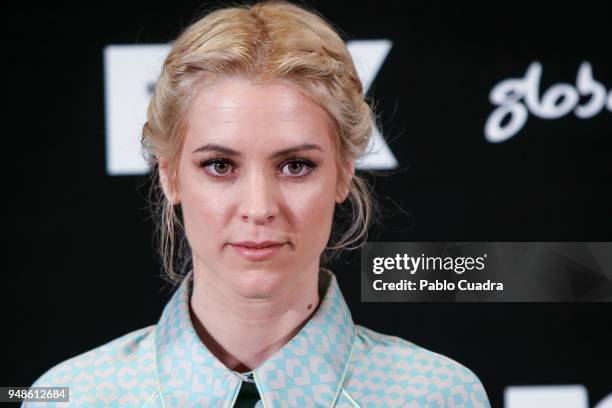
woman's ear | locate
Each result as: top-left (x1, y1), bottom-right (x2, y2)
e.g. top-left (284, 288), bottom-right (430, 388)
top-left (336, 160), bottom-right (354, 204)
top-left (158, 157), bottom-right (180, 205)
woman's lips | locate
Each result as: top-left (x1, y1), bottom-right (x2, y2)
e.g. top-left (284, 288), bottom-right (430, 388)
top-left (229, 243), bottom-right (285, 261)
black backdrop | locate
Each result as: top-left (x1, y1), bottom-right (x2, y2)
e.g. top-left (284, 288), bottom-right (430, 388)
top-left (6, 1), bottom-right (612, 407)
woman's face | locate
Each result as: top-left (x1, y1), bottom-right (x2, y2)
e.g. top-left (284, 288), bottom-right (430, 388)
top-left (159, 77), bottom-right (353, 299)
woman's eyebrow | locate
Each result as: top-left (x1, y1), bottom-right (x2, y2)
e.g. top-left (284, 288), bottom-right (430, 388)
top-left (192, 143), bottom-right (323, 158)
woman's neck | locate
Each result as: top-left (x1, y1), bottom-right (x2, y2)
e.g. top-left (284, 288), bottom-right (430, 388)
top-left (189, 262), bottom-right (321, 372)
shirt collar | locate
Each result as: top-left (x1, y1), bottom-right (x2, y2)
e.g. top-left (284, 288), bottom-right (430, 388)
top-left (154, 267), bottom-right (356, 407)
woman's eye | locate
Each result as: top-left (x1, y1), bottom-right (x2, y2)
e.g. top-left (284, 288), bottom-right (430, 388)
top-left (199, 159), bottom-right (234, 176)
top-left (281, 160), bottom-right (315, 177)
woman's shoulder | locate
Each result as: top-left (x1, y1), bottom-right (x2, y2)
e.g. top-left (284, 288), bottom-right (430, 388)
top-left (341, 324), bottom-right (491, 407)
top-left (26, 325), bottom-right (159, 407)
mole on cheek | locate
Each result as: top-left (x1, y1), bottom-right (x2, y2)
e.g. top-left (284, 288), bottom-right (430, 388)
top-left (307, 303), bottom-right (312, 310)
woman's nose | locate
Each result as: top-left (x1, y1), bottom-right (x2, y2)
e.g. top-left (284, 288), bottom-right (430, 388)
top-left (238, 170), bottom-right (280, 225)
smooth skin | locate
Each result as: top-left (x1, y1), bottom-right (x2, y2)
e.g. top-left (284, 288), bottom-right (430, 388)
top-left (158, 76), bottom-right (354, 372)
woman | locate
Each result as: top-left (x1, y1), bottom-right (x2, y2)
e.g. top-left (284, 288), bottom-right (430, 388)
top-left (27, 1), bottom-right (491, 406)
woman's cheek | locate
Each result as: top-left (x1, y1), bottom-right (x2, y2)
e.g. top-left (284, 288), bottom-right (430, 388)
top-left (180, 187), bottom-right (222, 247)
top-left (302, 192), bottom-right (336, 241)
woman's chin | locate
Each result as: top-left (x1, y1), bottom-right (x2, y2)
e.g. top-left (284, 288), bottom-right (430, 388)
top-left (231, 268), bottom-right (284, 299)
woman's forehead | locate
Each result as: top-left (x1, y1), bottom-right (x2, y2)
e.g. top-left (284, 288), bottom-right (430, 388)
top-left (189, 77), bottom-right (325, 118)
top-left (196, 106), bottom-right (311, 124)
top-left (184, 78), bottom-right (334, 147)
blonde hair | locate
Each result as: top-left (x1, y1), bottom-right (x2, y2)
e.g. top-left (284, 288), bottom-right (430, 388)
top-left (141, 0), bottom-right (383, 283)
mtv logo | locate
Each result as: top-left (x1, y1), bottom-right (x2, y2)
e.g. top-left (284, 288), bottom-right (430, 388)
top-left (103, 40), bottom-right (397, 176)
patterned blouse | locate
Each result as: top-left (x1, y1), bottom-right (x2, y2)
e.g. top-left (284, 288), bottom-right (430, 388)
top-left (25, 268), bottom-right (491, 407)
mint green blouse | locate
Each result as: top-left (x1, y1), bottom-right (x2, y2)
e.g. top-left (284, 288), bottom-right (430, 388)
top-left (25, 268), bottom-right (491, 407)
